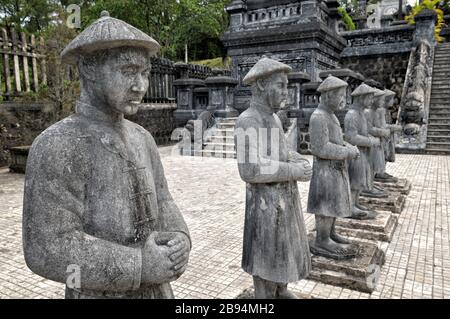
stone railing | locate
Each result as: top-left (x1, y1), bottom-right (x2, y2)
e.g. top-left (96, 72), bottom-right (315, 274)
top-left (0, 26), bottom-right (47, 100)
top-left (341, 24), bottom-right (415, 57)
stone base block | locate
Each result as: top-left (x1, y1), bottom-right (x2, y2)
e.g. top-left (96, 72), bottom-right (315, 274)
top-left (235, 287), bottom-right (313, 299)
top-left (307, 235), bottom-right (385, 293)
top-left (374, 178), bottom-right (412, 195)
top-left (335, 211), bottom-right (398, 242)
top-left (360, 193), bottom-right (406, 214)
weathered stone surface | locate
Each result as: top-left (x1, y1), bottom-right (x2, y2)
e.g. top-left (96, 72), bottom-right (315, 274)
top-left (235, 286), bottom-right (313, 299)
top-left (374, 178), bottom-right (412, 195)
top-left (360, 193), bottom-right (406, 214)
top-left (22, 12), bottom-right (191, 300)
top-left (234, 57), bottom-right (312, 299)
top-left (307, 234), bottom-right (385, 293)
top-left (335, 211), bottom-right (398, 242)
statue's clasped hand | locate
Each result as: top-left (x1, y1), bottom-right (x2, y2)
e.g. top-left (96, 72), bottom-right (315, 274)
top-left (140, 232), bottom-right (190, 285)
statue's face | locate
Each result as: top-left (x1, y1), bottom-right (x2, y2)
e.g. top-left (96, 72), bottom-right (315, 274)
top-left (373, 95), bottom-right (384, 109)
top-left (262, 72), bottom-right (288, 111)
top-left (91, 47), bottom-right (151, 115)
top-left (361, 94), bottom-right (374, 109)
top-left (386, 96), bottom-right (395, 108)
top-left (324, 87), bottom-right (347, 112)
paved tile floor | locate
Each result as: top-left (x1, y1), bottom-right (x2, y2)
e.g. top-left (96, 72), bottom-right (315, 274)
top-left (0, 146), bottom-right (449, 299)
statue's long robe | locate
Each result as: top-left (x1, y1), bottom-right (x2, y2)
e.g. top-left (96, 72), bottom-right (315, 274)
top-left (307, 108), bottom-right (352, 218)
top-left (23, 102), bottom-right (190, 299)
top-left (365, 108), bottom-right (389, 174)
top-left (376, 108), bottom-right (396, 162)
top-left (344, 107), bottom-right (373, 190)
top-left (234, 105), bottom-right (311, 284)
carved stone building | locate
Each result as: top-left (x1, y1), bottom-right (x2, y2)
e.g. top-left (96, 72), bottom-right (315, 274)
top-left (221, 0), bottom-right (346, 112)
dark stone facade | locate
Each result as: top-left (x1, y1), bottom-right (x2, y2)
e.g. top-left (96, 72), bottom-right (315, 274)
top-left (125, 103), bottom-right (177, 145)
top-left (221, 0), bottom-right (346, 112)
top-left (341, 53), bottom-right (409, 122)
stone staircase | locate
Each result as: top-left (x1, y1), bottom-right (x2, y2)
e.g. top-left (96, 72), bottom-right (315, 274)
top-left (426, 43), bottom-right (450, 155)
top-left (202, 117), bottom-right (237, 158)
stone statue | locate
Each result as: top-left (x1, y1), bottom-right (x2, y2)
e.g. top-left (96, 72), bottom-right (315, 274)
top-left (344, 84), bottom-right (380, 220)
top-left (22, 12), bottom-right (191, 299)
top-left (185, 104), bottom-right (217, 142)
top-left (377, 89), bottom-right (402, 175)
top-left (307, 75), bottom-right (360, 260)
top-left (362, 87), bottom-right (389, 198)
top-left (234, 57), bottom-right (312, 299)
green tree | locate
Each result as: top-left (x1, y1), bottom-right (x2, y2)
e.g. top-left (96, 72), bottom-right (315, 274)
top-left (405, 0), bottom-right (445, 42)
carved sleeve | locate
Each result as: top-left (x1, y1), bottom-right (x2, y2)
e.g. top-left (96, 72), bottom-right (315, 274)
top-left (309, 113), bottom-right (349, 160)
top-left (344, 113), bottom-right (372, 147)
top-left (234, 116), bottom-right (305, 183)
top-left (23, 133), bottom-right (142, 292)
top-left (147, 132), bottom-right (191, 248)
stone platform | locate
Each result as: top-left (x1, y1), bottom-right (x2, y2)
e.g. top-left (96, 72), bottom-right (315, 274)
top-left (235, 287), bottom-right (313, 299)
top-left (307, 235), bottom-right (385, 293)
top-left (374, 178), bottom-right (412, 195)
top-left (360, 193), bottom-right (406, 214)
top-left (335, 211), bottom-right (398, 242)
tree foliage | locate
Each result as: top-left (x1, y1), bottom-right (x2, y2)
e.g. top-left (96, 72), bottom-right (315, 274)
top-left (0, 0), bottom-right (231, 61)
top-left (405, 0), bottom-right (445, 43)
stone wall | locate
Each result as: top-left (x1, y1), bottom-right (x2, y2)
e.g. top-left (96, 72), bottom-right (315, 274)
top-left (341, 53), bottom-right (410, 122)
top-left (0, 103), bottom-right (51, 167)
top-left (126, 103), bottom-right (177, 145)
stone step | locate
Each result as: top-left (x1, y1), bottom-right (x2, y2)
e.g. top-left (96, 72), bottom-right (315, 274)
top-left (426, 135), bottom-right (450, 143)
top-left (213, 128), bottom-right (235, 137)
top-left (426, 142), bottom-right (450, 150)
top-left (429, 110), bottom-right (450, 116)
top-left (206, 135), bottom-right (235, 144)
top-left (427, 128), bottom-right (450, 136)
top-left (429, 116), bottom-right (450, 121)
top-left (203, 142), bottom-right (236, 152)
top-left (431, 84), bottom-right (450, 89)
top-left (429, 123), bottom-right (450, 130)
top-left (425, 148), bottom-right (450, 155)
top-left (201, 149), bottom-right (236, 159)
top-left (430, 93), bottom-right (450, 99)
top-left (216, 117), bottom-right (238, 124)
top-left (216, 122), bottom-right (236, 129)
top-left (430, 98), bottom-right (450, 104)
top-left (431, 80), bottom-right (450, 85)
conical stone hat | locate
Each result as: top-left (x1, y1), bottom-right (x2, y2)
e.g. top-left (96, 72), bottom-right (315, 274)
top-left (61, 11), bottom-right (160, 65)
top-left (384, 89), bottom-right (396, 97)
top-left (317, 75), bottom-right (348, 93)
top-left (243, 57), bottom-right (292, 85)
top-left (351, 83), bottom-right (378, 97)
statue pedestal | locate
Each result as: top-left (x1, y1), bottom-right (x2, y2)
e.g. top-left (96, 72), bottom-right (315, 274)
top-left (374, 178), bottom-right (412, 196)
top-left (235, 287), bottom-right (312, 299)
top-left (360, 193), bottom-right (406, 214)
top-left (307, 235), bottom-right (385, 293)
top-left (335, 211), bottom-right (398, 242)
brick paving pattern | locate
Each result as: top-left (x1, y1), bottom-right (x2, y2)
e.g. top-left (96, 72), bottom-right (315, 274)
top-left (0, 146), bottom-right (449, 299)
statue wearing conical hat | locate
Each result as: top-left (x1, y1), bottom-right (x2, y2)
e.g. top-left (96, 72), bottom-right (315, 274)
top-left (234, 57), bottom-right (312, 299)
top-left (22, 12), bottom-right (191, 299)
top-left (344, 84), bottom-right (381, 220)
top-left (363, 87), bottom-right (390, 196)
top-left (378, 89), bottom-right (402, 165)
top-left (307, 75), bottom-right (360, 260)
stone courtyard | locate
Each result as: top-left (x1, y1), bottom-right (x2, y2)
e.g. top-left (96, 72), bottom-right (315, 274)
top-left (0, 146), bottom-right (448, 299)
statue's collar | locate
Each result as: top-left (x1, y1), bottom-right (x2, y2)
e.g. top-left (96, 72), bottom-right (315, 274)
top-left (76, 101), bottom-right (124, 124)
top-left (250, 100), bottom-right (275, 115)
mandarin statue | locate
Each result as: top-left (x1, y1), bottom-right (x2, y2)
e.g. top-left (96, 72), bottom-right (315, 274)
top-left (234, 57), bottom-right (312, 299)
top-left (344, 84), bottom-right (380, 220)
top-left (307, 75), bottom-right (360, 260)
top-left (22, 12), bottom-right (191, 299)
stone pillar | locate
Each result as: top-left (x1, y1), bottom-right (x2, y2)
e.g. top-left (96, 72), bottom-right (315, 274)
top-left (173, 62), bottom-right (206, 126)
top-left (205, 76), bottom-right (239, 118)
top-left (226, 0), bottom-right (247, 32)
top-left (285, 72), bottom-right (311, 153)
top-left (413, 9), bottom-right (437, 46)
top-left (319, 68), bottom-right (365, 111)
